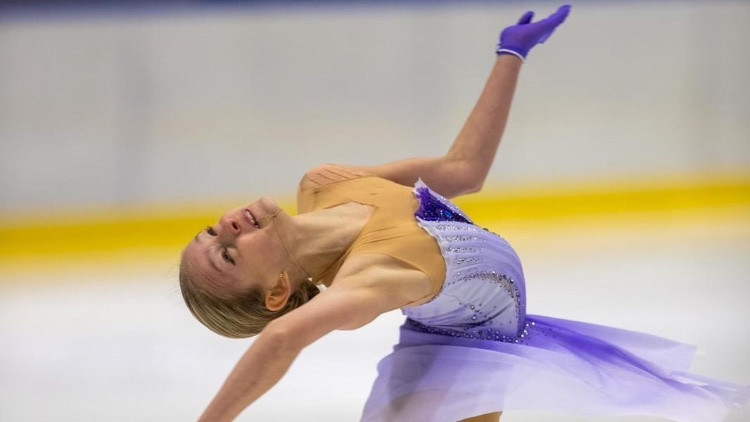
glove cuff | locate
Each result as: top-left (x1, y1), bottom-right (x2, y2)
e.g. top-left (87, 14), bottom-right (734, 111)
top-left (496, 46), bottom-right (526, 62)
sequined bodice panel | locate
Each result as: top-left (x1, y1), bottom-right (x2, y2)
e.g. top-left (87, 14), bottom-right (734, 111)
top-left (402, 179), bottom-right (528, 341)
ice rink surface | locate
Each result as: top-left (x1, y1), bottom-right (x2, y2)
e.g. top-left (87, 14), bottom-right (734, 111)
top-left (2, 212), bottom-right (749, 421)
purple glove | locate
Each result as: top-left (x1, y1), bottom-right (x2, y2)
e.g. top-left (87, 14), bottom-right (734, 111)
top-left (496, 5), bottom-right (571, 62)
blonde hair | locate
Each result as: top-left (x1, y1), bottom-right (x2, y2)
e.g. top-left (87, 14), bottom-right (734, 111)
top-left (179, 254), bottom-right (320, 339)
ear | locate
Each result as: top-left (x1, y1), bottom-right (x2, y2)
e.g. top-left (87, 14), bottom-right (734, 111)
top-left (264, 271), bottom-right (292, 311)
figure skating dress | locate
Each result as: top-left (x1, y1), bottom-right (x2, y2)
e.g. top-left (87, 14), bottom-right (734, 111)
top-left (297, 164), bottom-right (749, 422)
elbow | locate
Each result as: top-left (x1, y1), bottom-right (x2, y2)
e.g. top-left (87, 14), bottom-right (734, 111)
top-left (447, 179), bottom-right (481, 198)
top-left (450, 159), bottom-right (485, 196)
top-left (464, 165), bottom-right (485, 194)
top-left (461, 176), bottom-right (484, 195)
top-left (262, 321), bottom-right (299, 353)
top-left (468, 178), bottom-right (484, 194)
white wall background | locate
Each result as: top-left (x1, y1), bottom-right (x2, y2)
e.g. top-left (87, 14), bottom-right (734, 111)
top-left (0, 1), bottom-right (748, 213)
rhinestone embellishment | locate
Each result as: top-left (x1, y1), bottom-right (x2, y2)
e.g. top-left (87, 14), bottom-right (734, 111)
top-left (406, 318), bottom-right (536, 344)
top-left (414, 185), bottom-right (473, 224)
top-left (403, 180), bottom-right (527, 342)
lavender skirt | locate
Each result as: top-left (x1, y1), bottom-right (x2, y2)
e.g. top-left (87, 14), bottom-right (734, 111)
top-left (360, 315), bottom-right (749, 422)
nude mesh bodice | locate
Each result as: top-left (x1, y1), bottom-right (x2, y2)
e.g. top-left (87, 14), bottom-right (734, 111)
top-left (297, 164), bottom-right (446, 305)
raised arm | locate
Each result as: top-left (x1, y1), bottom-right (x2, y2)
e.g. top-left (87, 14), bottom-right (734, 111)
top-left (358, 5), bottom-right (571, 199)
top-left (357, 55), bottom-right (521, 199)
top-left (446, 55), bottom-right (523, 193)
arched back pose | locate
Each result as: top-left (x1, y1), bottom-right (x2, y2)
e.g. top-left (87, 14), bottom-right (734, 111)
top-left (180, 5), bottom-right (748, 421)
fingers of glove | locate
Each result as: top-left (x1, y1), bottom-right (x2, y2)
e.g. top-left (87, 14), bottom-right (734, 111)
top-left (536, 4), bottom-right (571, 43)
top-left (542, 4), bottom-right (571, 28)
top-left (517, 10), bottom-right (534, 25)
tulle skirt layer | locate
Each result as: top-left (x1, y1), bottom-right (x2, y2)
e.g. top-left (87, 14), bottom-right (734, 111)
top-left (361, 315), bottom-right (749, 422)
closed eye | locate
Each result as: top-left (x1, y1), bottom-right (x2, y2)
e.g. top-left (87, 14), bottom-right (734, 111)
top-left (221, 247), bottom-right (235, 265)
top-left (206, 226), bottom-right (217, 236)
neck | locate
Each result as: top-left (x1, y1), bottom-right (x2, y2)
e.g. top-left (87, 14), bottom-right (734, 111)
top-left (277, 204), bottom-right (371, 284)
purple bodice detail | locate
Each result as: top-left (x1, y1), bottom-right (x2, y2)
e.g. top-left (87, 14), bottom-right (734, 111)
top-left (413, 185), bottom-right (473, 225)
top-left (402, 179), bottom-right (528, 342)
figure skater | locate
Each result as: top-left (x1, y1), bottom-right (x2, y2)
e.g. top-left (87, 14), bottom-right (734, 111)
top-left (179, 5), bottom-right (748, 421)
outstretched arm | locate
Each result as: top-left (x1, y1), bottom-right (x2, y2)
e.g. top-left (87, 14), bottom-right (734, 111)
top-left (198, 322), bottom-right (299, 422)
top-left (358, 5), bottom-right (571, 198)
top-left (197, 278), bottom-right (404, 421)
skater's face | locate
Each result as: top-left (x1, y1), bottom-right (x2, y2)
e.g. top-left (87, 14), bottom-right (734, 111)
top-left (182, 196), bottom-right (288, 297)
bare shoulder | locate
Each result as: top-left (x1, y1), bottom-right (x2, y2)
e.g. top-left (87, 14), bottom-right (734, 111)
top-left (332, 253), bottom-right (434, 314)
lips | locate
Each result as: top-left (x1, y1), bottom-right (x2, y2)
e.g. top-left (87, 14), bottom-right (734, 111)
top-left (244, 209), bottom-right (260, 229)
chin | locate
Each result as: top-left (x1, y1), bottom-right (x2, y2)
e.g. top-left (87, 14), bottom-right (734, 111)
top-left (257, 196), bottom-right (277, 210)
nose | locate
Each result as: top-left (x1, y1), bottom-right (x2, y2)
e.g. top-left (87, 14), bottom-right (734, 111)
top-left (219, 215), bottom-right (242, 237)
